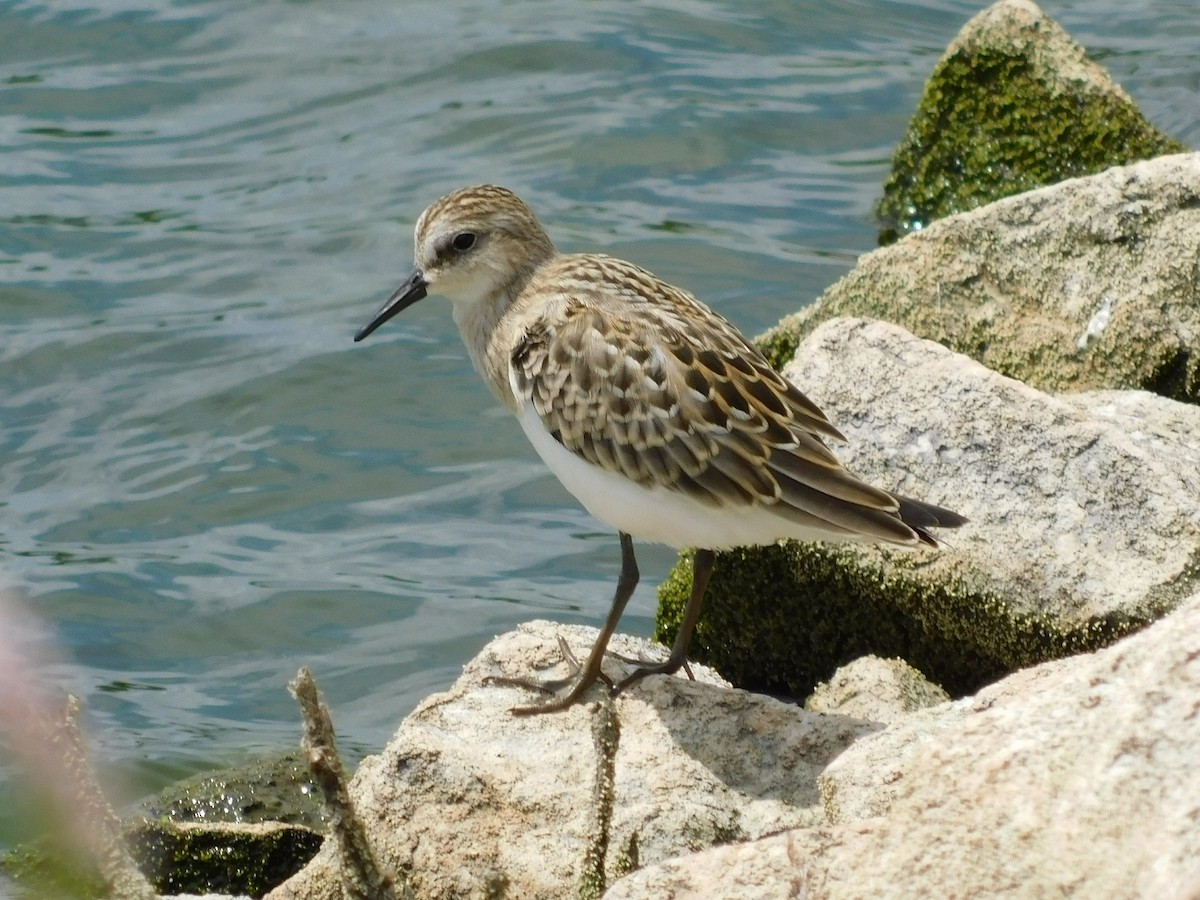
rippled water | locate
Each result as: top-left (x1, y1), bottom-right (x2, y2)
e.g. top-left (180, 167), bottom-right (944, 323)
top-left (1, 0), bottom-right (1196, 848)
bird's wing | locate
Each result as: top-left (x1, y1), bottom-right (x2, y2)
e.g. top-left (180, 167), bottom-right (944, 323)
top-left (509, 259), bottom-right (921, 544)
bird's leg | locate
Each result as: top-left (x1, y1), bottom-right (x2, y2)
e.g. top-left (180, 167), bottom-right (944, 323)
top-left (613, 548), bottom-right (715, 695)
top-left (551, 634), bottom-right (615, 689)
top-left (507, 532), bottom-right (639, 716)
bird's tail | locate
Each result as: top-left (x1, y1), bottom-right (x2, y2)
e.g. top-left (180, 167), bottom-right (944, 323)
top-left (896, 495), bottom-right (968, 547)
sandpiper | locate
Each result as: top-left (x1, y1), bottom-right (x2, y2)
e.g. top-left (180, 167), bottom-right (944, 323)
top-left (355, 185), bottom-right (964, 715)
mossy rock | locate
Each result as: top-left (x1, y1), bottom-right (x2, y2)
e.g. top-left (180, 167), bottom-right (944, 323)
top-left (656, 543), bottom-right (1162, 700)
top-left (1, 820), bottom-right (321, 900)
top-left (135, 750), bottom-right (327, 830)
top-left (129, 751), bottom-right (328, 896)
top-left (1, 751), bottom-right (328, 899)
top-left (128, 820), bottom-right (322, 898)
top-left (877, 0), bottom-right (1184, 243)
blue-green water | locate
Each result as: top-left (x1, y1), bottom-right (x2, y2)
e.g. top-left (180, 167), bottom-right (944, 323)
top-left (0, 0), bottom-right (1196, 848)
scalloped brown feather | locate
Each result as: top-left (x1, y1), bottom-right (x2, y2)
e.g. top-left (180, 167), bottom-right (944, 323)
top-left (508, 254), bottom-right (940, 544)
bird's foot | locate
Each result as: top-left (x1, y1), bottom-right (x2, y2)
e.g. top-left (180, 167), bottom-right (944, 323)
top-left (488, 636), bottom-right (697, 714)
top-left (488, 636), bottom-right (614, 716)
top-left (612, 656), bottom-right (690, 695)
top-left (604, 649), bottom-right (695, 683)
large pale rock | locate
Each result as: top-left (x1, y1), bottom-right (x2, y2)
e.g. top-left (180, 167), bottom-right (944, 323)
top-left (272, 591), bottom-right (1200, 899)
top-left (791, 317), bottom-right (1200, 626)
top-left (660, 317), bottom-right (1200, 699)
top-left (269, 622), bottom-right (878, 900)
top-left (608, 590), bottom-right (1200, 899)
top-left (763, 152), bottom-right (1200, 401)
top-left (804, 655), bottom-right (948, 725)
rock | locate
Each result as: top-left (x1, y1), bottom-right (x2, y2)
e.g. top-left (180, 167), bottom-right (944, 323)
top-left (3, 806), bottom-right (320, 899)
top-left (760, 152), bottom-right (1200, 402)
top-left (876, 0), bottom-right (1185, 240)
top-left (120, 751), bottom-right (326, 896)
top-left (272, 593), bottom-right (1200, 899)
top-left (804, 656), bottom-right (948, 724)
top-left (268, 622), bottom-right (880, 900)
top-left (126, 820), bottom-right (321, 899)
top-left (610, 589), bottom-right (1200, 899)
top-left (658, 317), bottom-right (1200, 698)
top-left (133, 751), bottom-right (327, 831)
top-left (681, 8), bottom-right (1200, 745)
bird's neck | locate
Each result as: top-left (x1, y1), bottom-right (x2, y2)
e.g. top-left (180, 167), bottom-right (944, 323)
top-left (450, 281), bottom-right (524, 410)
top-left (452, 244), bottom-right (557, 411)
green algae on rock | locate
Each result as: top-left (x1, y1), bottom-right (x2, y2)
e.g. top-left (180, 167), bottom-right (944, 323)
top-left (128, 819), bottom-right (322, 898)
top-left (136, 751), bottom-right (327, 832)
top-left (876, 0), bottom-right (1185, 243)
top-left (655, 542), bottom-right (1162, 701)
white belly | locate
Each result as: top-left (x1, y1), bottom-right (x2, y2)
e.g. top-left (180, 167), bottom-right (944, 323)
top-left (515, 403), bottom-right (851, 551)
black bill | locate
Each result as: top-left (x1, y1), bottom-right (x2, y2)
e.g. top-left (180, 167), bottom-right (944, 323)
top-left (353, 269), bottom-right (429, 342)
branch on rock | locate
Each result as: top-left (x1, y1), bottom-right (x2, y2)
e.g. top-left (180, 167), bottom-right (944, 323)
top-left (288, 667), bottom-right (406, 900)
top-left (49, 695), bottom-right (158, 900)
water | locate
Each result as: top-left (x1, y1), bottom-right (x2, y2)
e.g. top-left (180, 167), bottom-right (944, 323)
top-left (0, 0), bottom-right (1196, 850)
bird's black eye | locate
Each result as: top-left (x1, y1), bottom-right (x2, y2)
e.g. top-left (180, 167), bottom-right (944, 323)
top-left (452, 232), bottom-right (476, 252)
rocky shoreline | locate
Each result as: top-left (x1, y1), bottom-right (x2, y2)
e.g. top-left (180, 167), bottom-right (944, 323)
top-left (5, 1), bottom-right (1197, 897)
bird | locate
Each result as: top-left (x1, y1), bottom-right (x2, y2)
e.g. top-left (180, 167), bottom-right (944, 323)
top-left (354, 184), bottom-right (965, 715)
